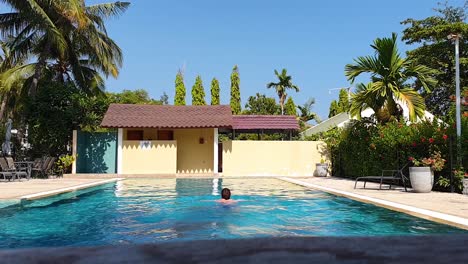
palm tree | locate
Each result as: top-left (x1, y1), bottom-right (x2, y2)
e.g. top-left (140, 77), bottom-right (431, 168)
top-left (0, 39), bottom-right (27, 121)
top-left (345, 33), bottom-right (437, 123)
top-left (267, 68), bottom-right (299, 115)
top-left (0, 0), bottom-right (130, 96)
top-left (297, 98), bottom-right (320, 123)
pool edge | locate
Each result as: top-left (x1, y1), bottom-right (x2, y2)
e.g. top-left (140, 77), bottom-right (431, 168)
top-left (19, 178), bottom-right (124, 201)
top-left (279, 177), bottom-right (468, 231)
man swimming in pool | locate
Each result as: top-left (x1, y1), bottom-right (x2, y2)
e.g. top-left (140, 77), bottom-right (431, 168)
top-left (217, 188), bottom-right (236, 204)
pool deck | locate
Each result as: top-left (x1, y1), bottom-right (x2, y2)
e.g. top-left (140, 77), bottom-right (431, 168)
top-left (281, 177), bottom-right (468, 229)
top-left (0, 178), bottom-right (121, 200)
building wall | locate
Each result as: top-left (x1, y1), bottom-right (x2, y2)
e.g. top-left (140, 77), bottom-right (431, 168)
top-left (174, 128), bottom-right (214, 174)
top-left (222, 140), bottom-right (328, 177)
top-left (122, 140), bottom-right (177, 174)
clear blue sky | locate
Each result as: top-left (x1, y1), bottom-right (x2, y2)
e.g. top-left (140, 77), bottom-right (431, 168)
top-left (10, 1), bottom-right (468, 119)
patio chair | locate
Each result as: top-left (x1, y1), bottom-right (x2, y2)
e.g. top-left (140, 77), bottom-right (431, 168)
top-left (354, 163), bottom-right (409, 192)
top-left (32, 157), bottom-right (50, 178)
top-left (43, 157), bottom-right (57, 178)
top-left (5, 157), bottom-right (29, 180)
top-left (0, 157), bottom-right (20, 181)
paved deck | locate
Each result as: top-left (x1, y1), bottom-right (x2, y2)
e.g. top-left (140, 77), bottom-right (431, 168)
top-left (282, 177), bottom-right (468, 228)
top-left (0, 178), bottom-right (115, 200)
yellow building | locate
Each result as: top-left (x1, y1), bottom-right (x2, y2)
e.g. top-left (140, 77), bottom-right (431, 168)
top-left (75, 104), bottom-right (328, 176)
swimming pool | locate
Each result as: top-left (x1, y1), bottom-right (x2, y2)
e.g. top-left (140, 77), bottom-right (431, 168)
top-left (0, 178), bottom-right (466, 248)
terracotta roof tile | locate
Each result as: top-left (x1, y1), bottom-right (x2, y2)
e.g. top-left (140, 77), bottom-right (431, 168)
top-left (101, 104), bottom-right (233, 128)
top-left (232, 115), bottom-right (299, 130)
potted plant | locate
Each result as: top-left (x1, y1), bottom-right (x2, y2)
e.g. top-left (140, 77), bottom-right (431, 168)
top-left (408, 151), bottom-right (445, 193)
top-left (315, 158), bottom-right (328, 177)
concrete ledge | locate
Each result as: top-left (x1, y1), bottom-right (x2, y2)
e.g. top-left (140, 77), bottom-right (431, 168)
top-left (1, 236), bottom-right (467, 263)
top-left (20, 178), bottom-right (123, 201)
top-left (280, 177), bottom-right (468, 230)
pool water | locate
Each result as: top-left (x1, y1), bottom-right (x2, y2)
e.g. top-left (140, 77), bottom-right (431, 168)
top-left (0, 178), bottom-right (466, 248)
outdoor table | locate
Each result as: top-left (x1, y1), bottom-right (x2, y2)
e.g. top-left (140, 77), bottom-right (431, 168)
top-left (14, 161), bottom-right (34, 180)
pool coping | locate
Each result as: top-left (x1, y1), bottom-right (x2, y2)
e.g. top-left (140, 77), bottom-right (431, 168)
top-left (19, 178), bottom-right (124, 201)
top-left (279, 177), bottom-right (468, 230)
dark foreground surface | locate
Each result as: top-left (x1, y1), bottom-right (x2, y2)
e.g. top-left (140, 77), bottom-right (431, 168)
top-left (0, 235), bottom-right (467, 264)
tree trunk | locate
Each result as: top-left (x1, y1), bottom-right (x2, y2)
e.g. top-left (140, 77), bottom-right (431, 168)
top-left (280, 95), bottom-right (285, 115)
top-left (0, 93), bottom-right (8, 121)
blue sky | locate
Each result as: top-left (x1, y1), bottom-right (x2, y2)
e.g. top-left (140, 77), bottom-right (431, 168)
top-left (6, 1), bottom-right (466, 119)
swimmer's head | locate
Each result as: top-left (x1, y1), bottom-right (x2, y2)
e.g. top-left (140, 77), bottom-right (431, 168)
top-left (221, 188), bottom-right (231, 200)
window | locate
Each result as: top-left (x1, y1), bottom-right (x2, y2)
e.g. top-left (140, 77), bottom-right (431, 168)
top-left (158, 130), bottom-right (174, 140)
top-left (127, 130), bottom-right (143, 140)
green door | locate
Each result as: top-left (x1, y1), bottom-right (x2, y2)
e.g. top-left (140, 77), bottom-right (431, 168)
top-left (76, 131), bottom-right (117, 173)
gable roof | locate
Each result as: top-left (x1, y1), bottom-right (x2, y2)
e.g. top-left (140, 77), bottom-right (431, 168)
top-left (101, 104), bottom-right (233, 129)
top-left (232, 115), bottom-right (299, 130)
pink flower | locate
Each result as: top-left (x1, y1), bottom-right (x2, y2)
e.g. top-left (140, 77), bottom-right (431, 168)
top-left (412, 142), bottom-right (417, 147)
top-left (421, 137), bottom-right (426, 143)
top-left (408, 157), bottom-right (414, 161)
top-left (443, 134), bottom-right (448, 141)
top-left (429, 138), bottom-right (435, 144)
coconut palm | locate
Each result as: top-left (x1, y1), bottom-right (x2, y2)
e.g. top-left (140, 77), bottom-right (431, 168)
top-left (297, 98), bottom-right (320, 123)
top-left (0, 0), bottom-right (130, 96)
top-left (0, 39), bottom-right (28, 120)
top-left (345, 33), bottom-right (437, 123)
top-left (267, 68), bottom-right (299, 115)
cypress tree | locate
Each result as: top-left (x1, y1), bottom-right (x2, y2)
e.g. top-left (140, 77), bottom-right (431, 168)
top-left (284, 97), bottom-right (297, 116)
top-left (191, 75), bottom-right (206, 105)
top-left (210, 78), bottom-right (220, 105)
top-left (230, 65), bottom-right (241, 114)
top-left (328, 100), bottom-right (339, 117)
top-left (337, 89), bottom-right (350, 112)
top-left (174, 70), bottom-right (186, 105)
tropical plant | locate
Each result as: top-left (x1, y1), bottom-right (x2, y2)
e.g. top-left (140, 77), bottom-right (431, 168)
top-left (297, 98), bottom-right (320, 123)
top-left (267, 68), bottom-right (299, 115)
top-left (402, 1), bottom-right (468, 116)
top-left (174, 70), bottom-right (186, 105)
top-left (345, 33), bottom-right (437, 123)
top-left (230, 65), bottom-right (241, 114)
top-left (0, 0), bottom-right (130, 96)
top-left (56, 154), bottom-right (76, 175)
top-left (0, 39), bottom-right (27, 121)
top-left (210, 77), bottom-right (220, 105)
top-left (191, 75), bottom-right (206, 105)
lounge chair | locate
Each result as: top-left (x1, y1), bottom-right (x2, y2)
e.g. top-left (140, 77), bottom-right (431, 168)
top-left (354, 164), bottom-right (409, 192)
top-left (0, 157), bottom-right (22, 181)
top-left (44, 157), bottom-right (57, 177)
top-left (32, 157), bottom-right (51, 178)
top-left (5, 157), bottom-right (29, 180)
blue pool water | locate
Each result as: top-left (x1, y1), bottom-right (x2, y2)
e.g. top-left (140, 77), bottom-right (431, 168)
top-left (0, 178), bottom-right (466, 248)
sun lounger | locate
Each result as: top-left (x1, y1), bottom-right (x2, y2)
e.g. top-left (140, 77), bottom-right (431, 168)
top-left (0, 157), bottom-right (21, 181)
top-left (354, 164), bottom-right (409, 192)
top-left (5, 157), bottom-right (29, 180)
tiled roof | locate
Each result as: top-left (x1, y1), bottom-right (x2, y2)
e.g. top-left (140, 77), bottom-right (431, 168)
top-left (232, 115), bottom-right (299, 130)
top-left (101, 104), bottom-right (233, 128)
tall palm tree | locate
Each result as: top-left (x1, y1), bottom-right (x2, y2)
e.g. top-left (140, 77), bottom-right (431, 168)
top-left (297, 98), bottom-right (320, 123)
top-left (345, 33), bottom-right (437, 123)
top-left (267, 68), bottom-right (299, 115)
top-left (0, 0), bottom-right (130, 96)
top-left (0, 39), bottom-right (27, 121)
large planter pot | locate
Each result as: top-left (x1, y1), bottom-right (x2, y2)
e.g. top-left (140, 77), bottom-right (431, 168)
top-left (463, 179), bottom-right (468, 195)
top-left (315, 163), bottom-right (329, 177)
top-left (409, 167), bottom-right (434, 193)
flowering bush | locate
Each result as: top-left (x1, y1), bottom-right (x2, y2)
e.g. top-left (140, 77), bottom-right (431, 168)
top-left (408, 151), bottom-right (446, 171)
top-left (307, 117), bottom-right (468, 193)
